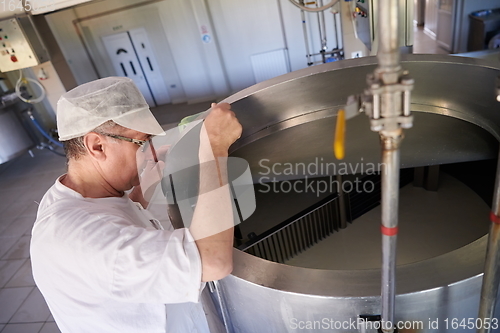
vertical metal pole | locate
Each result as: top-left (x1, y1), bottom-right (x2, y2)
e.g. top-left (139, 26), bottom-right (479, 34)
top-left (477, 150), bottom-right (500, 333)
top-left (345, 0), bottom-right (410, 327)
top-left (375, 0), bottom-right (403, 332)
top-left (276, 0), bottom-right (293, 72)
top-left (319, 0), bottom-right (328, 50)
top-left (380, 133), bottom-right (402, 333)
top-left (332, 9), bottom-right (339, 50)
top-left (316, 2), bottom-right (325, 63)
top-left (300, 9), bottom-right (312, 65)
top-left (376, 0), bottom-right (401, 79)
top-left (316, 7), bottom-right (323, 44)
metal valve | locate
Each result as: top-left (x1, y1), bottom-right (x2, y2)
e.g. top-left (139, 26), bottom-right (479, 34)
top-left (363, 71), bottom-right (414, 132)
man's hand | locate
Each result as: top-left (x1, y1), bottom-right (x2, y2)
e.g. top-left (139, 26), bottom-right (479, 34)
top-left (203, 103), bottom-right (242, 157)
top-left (139, 159), bottom-right (165, 202)
top-left (131, 144), bottom-right (169, 207)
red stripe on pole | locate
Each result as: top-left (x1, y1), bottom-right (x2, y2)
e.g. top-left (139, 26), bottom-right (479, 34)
top-left (490, 212), bottom-right (500, 224)
top-left (381, 225), bottom-right (398, 236)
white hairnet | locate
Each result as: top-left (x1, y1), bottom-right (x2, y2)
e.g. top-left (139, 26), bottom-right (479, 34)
top-left (56, 77), bottom-right (165, 141)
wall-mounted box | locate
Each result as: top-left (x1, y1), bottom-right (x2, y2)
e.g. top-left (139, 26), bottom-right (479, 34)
top-left (0, 15), bottom-right (49, 72)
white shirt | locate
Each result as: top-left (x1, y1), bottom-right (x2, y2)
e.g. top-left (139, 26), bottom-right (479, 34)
top-left (30, 176), bottom-right (209, 333)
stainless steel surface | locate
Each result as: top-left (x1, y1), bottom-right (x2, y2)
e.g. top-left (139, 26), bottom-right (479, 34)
top-left (229, 111), bottom-right (497, 184)
top-left (225, 55), bottom-right (500, 138)
top-left (220, 239), bottom-right (490, 333)
top-left (381, 234), bottom-right (397, 331)
top-left (230, 235), bottom-right (488, 296)
top-left (216, 55), bottom-right (500, 332)
top-left (367, 0), bottom-right (414, 54)
top-left (454, 50), bottom-right (500, 67)
top-left (376, 0), bottom-right (400, 76)
top-left (478, 150), bottom-right (500, 333)
top-left (380, 139), bottom-right (401, 332)
top-left (0, 108), bottom-right (32, 164)
top-left (226, 55), bottom-right (500, 182)
top-left (209, 281), bottom-right (232, 333)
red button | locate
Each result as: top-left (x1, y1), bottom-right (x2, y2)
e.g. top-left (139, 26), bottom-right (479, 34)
top-left (10, 55), bottom-right (17, 62)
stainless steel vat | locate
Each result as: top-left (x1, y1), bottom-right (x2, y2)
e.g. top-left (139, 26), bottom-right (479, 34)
top-left (214, 55), bottom-right (500, 332)
top-left (0, 105), bottom-right (33, 164)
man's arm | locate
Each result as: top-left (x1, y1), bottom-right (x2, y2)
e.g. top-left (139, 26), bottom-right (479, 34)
top-left (189, 103), bottom-right (242, 282)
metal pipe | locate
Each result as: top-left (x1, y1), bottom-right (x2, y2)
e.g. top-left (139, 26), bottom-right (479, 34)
top-left (377, 0), bottom-right (401, 80)
top-left (374, 1), bottom-right (405, 331)
top-left (380, 133), bottom-right (402, 333)
top-left (316, 6), bottom-right (324, 62)
top-left (316, 8), bottom-right (322, 43)
top-left (276, 0), bottom-right (293, 72)
top-left (332, 9), bottom-right (339, 50)
top-left (319, 0), bottom-right (328, 51)
top-left (477, 149), bottom-right (500, 333)
top-left (300, 8), bottom-right (312, 65)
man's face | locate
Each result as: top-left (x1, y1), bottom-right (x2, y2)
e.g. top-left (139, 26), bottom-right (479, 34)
top-left (101, 128), bottom-right (152, 192)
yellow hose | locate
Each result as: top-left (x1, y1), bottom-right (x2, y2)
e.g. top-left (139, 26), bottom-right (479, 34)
top-left (334, 109), bottom-right (345, 160)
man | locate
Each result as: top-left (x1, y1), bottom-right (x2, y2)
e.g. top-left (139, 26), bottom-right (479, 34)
top-left (30, 77), bottom-right (242, 332)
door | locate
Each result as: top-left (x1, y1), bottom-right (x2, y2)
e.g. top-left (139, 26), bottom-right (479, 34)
top-left (102, 32), bottom-right (157, 106)
top-left (128, 28), bottom-right (171, 105)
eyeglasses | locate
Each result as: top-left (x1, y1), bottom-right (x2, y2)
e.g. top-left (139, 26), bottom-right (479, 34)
top-left (100, 133), bottom-right (152, 152)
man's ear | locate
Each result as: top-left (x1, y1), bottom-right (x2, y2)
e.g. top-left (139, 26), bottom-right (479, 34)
top-left (84, 133), bottom-right (106, 161)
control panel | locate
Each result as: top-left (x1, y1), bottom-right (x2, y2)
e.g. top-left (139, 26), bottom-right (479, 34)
top-left (0, 16), bottom-right (49, 72)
